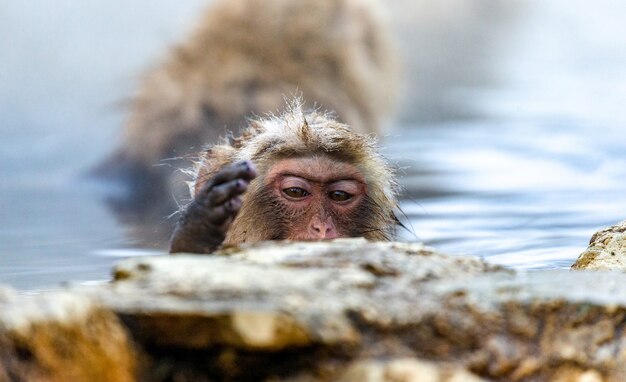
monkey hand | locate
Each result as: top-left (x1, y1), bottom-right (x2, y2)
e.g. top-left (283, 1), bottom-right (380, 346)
top-left (169, 160), bottom-right (258, 253)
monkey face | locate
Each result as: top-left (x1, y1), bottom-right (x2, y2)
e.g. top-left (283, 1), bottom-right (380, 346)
top-left (265, 156), bottom-right (367, 241)
top-left (174, 102), bottom-right (399, 254)
top-left (224, 155), bottom-right (374, 244)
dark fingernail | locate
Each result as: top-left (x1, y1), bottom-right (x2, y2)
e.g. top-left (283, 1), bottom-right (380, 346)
top-left (242, 160), bottom-right (258, 174)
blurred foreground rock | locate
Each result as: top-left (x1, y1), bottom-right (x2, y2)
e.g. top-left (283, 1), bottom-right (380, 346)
top-left (5, 239), bottom-right (626, 381)
top-left (0, 289), bottom-right (137, 382)
top-left (572, 220), bottom-right (626, 270)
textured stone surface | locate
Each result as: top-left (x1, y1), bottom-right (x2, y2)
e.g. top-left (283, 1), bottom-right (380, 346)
top-left (9, 238), bottom-right (626, 381)
top-left (86, 238), bottom-right (626, 381)
top-left (572, 220), bottom-right (626, 270)
top-left (339, 358), bottom-right (486, 382)
top-left (93, 239), bottom-right (501, 380)
top-left (0, 290), bottom-right (137, 382)
top-left (104, 240), bottom-right (498, 350)
top-left (401, 271), bottom-right (626, 381)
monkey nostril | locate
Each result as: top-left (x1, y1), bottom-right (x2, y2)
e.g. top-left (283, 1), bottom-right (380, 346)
top-left (310, 224), bottom-right (324, 236)
top-left (310, 222), bottom-right (337, 239)
top-left (324, 227), bottom-right (338, 239)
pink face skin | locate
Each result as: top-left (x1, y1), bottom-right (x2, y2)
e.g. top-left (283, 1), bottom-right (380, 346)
top-left (265, 156), bottom-right (367, 240)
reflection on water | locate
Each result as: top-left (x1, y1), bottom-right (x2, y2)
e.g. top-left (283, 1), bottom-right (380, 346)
top-left (389, 120), bottom-right (626, 269)
top-left (1, 1), bottom-right (625, 290)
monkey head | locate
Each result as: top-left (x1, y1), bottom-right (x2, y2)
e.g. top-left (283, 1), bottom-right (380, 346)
top-left (186, 100), bottom-right (400, 249)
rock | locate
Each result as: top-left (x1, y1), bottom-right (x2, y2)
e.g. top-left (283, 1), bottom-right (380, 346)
top-left (415, 270), bottom-right (626, 381)
top-left (10, 239), bottom-right (626, 381)
top-left (572, 220), bottom-right (626, 270)
top-left (84, 238), bottom-right (626, 381)
top-left (339, 358), bottom-right (486, 382)
top-left (103, 239), bottom-right (499, 352)
top-left (93, 239), bottom-right (499, 381)
top-left (0, 290), bottom-right (137, 382)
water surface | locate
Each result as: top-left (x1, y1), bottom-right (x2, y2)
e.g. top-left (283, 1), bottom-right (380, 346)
top-left (1, 1), bottom-right (625, 290)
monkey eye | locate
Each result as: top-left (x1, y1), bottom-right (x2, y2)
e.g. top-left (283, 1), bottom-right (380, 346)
top-left (328, 190), bottom-right (353, 202)
top-left (283, 187), bottom-right (310, 199)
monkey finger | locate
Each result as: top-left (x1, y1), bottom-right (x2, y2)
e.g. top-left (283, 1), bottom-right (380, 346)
top-left (210, 160), bottom-right (258, 187)
top-left (206, 196), bottom-right (244, 224)
top-left (207, 179), bottom-right (249, 205)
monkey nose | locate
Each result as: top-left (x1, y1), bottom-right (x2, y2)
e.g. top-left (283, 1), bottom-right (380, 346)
top-left (310, 221), bottom-right (338, 239)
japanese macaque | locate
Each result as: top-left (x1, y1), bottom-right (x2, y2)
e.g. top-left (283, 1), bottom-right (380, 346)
top-left (170, 101), bottom-right (399, 254)
top-left (99, 0), bottom-right (398, 207)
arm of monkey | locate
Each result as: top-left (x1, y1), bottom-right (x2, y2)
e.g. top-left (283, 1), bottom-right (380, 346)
top-left (169, 160), bottom-right (258, 254)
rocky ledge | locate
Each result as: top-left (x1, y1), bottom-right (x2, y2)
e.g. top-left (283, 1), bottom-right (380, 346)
top-left (0, 288), bottom-right (136, 382)
top-left (572, 220), bottom-right (626, 270)
top-left (4, 238), bottom-right (626, 381)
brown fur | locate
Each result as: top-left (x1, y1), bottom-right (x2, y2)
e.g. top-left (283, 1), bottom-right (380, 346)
top-left (117, 0), bottom-right (398, 171)
top-left (191, 99), bottom-right (399, 245)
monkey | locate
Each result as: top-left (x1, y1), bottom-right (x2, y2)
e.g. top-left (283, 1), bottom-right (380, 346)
top-left (94, 0), bottom-right (399, 247)
top-left (170, 100), bottom-right (399, 254)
